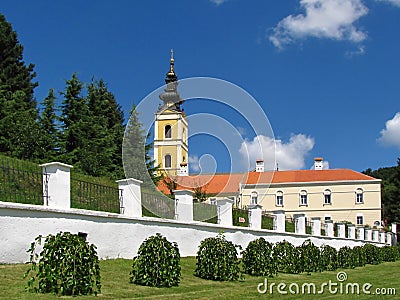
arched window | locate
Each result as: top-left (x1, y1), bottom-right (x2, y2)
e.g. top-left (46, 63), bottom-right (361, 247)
top-left (164, 154), bottom-right (172, 168)
top-left (299, 190), bottom-right (308, 206)
top-left (182, 128), bottom-right (186, 142)
top-left (165, 125), bottom-right (172, 138)
top-left (251, 191), bottom-right (258, 205)
top-left (355, 188), bottom-right (364, 203)
top-left (276, 191), bottom-right (284, 206)
top-left (323, 189), bottom-right (332, 205)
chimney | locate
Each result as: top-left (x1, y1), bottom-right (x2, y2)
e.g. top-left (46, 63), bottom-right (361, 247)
top-left (313, 157), bottom-right (323, 170)
top-left (255, 159), bottom-right (264, 173)
top-left (177, 162), bottom-right (188, 176)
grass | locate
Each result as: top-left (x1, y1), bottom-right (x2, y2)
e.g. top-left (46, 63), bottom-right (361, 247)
top-left (1, 258), bottom-right (399, 299)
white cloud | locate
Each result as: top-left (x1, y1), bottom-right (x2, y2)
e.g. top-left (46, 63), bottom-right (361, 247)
top-left (189, 155), bottom-right (200, 172)
top-left (210, 0), bottom-right (227, 5)
top-left (378, 112), bottom-right (400, 148)
top-left (345, 45), bottom-right (366, 57)
top-left (239, 134), bottom-right (315, 170)
top-left (376, 0), bottom-right (400, 7)
top-left (269, 0), bottom-right (368, 49)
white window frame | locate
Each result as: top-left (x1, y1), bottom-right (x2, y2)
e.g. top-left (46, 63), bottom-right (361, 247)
top-left (276, 191), bottom-right (284, 207)
top-left (355, 188), bottom-right (364, 204)
top-left (356, 215), bottom-right (364, 225)
top-left (323, 189), bottom-right (332, 205)
top-left (299, 190), bottom-right (308, 206)
top-left (251, 191), bottom-right (258, 205)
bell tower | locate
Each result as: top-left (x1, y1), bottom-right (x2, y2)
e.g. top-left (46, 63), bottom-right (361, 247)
top-left (154, 50), bottom-right (188, 177)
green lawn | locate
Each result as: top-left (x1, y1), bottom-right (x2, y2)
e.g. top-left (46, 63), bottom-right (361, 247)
top-left (1, 258), bottom-right (399, 299)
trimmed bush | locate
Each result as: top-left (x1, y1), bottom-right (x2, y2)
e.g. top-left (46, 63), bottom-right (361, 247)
top-left (242, 238), bottom-right (277, 277)
top-left (130, 233), bottom-right (181, 287)
top-left (353, 246), bottom-right (366, 267)
top-left (195, 233), bottom-right (241, 281)
top-left (363, 244), bottom-right (382, 265)
top-left (320, 245), bottom-right (338, 271)
top-left (381, 246), bottom-right (399, 262)
top-left (25, 232), bottom-right (101, 296)
top-left (273, 241), bottom-right (302, 274)
top-left (338, 246), bottom-right (357, 269)
top-left (299, 240), bottom-right (322, 274)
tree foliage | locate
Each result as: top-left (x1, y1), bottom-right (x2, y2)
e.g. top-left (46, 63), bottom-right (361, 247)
top-left (0, 13), bottom-right (40, 159)
top-left (364, 159), bottom-right (400, 224)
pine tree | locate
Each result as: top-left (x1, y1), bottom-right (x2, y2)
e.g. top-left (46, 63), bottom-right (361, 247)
top-left (39, 88), bottom-right (58, 160)
top-left (122, 105), bottom-right (162, 187)
top-left (87, 78), bottom-right (124, 178)
top-left (0, 13), bottom-right (40, 158)
top-left (59, 73), bottom-right (88, 165)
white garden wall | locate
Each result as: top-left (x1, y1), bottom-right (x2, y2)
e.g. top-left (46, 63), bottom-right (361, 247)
top-left (0, 201), bottom-right (384, 264)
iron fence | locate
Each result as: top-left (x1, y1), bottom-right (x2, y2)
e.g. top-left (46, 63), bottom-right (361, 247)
top-left (71, 178), bottom-right (121, 213)
top-left (141, 191), bottom-right (175, 219)
top-left (193, 202), bottom-right (218, 223)
top-left (0, 157), bottom-right (46, 205)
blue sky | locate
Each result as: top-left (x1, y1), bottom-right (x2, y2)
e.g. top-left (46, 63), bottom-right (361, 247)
top-left (2, 0), bottom-right (400, 173)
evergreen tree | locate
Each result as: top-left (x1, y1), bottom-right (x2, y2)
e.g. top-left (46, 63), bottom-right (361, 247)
top-left (87, 79), bottom-right (124, 178)
top-left (39, 88), bottom-right (58, 160)
top-left (0, 13), bottom-right (40, 158)
top-left (59, 73), bottom-right (88, 165)
top-left (122, 105), bottom-right (162, 187)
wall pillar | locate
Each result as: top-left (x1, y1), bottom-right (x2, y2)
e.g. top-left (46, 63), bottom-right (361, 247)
top-left (365, 228), bottom-right (372, 241)
top-left (216, 198), bottom-right (233, 227)
top-left (337, 223), bottom-right (346, 238)
top-left (379, 231), bottom-right (386, 244)
top-left (248, 204), bottom-right (262, 230)
top-left (173, 189), bottom-right (193, 222)
top-left (386, 232), bottom-right (394, 246)
top-left (325, 220), bottom-right (334, 237)
top-left (372, 229), bottom-right (380, 242)
top-left (357, 226), bottom-right (365, 240)
top-left (116, 178), bottom-right (142, 217)
top-left (294, 213), bottom-right (306, 235)
top-left (40, 162), bottom-right (73, 209)
top-left (273, 210), bottom-right (285, 232)
top-left (311, 217), bottom-right (321, 236)
top-left (348, 224), bottom-right (356, 239)
top-left (391, 223), bottom-right (398, 246)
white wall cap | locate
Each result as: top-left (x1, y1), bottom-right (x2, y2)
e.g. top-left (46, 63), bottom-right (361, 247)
top-left (116, 178), bottom-right (143, 185)
top-left (39, 162), bottom-right (73, 169)
top-left (173, 189), bottom-right (194, 196)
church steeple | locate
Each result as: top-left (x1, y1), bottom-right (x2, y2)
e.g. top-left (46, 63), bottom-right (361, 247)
top-left (159, 49), bottom-right (183, 111)
top-left (165, 49), bottom-right (177, 84)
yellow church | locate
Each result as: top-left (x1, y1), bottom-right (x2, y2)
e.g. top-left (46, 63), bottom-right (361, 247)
top-left (153, 51), bottom-right (188, 177)
top-left (154, 53), bottom-right (382, 227)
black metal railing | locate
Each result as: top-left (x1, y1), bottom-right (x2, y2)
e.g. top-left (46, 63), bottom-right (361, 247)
top-left (71, 178), bottom-right (121, 213)
top-left (193, 202), bottom-right (218, 223)
top-left (141, 192), bottom-right (175, 219)
top-left (0, 157), bottom-right (46, 205)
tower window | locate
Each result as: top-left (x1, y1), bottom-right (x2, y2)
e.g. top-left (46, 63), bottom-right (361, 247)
top-left (164, 154), bottom-right (172, 168)
top-left (165, 125), bottom-right (172, 138)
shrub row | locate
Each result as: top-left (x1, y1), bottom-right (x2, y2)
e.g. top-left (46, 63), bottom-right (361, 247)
top-left (26, 232), bottom-right (400, 295)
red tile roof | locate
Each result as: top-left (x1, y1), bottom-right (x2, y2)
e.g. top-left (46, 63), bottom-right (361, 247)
top-left (157, 169), bottom-right (377, 195)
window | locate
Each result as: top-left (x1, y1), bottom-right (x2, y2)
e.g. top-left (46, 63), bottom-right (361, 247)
top-left (356, 215), bottom-right (364, 225)
top-left (251, 191), bottom-right (258, 205)
top-left (276, 191), bottom-right (283, 206)
top-left (324, 216), bottom-right (332, 222)
top-left (323, 189), bottom-right (332, 205)
top-left (300, 190), bottom-right (308, 206)
top-left (355, 188), bottom-right (364, 203)
top-left (182, 128), bottom-right (186, 142)
top-left (164, 125), bottom-right (172, 138)
top-left (164, 154), bottom-right (172, 168)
